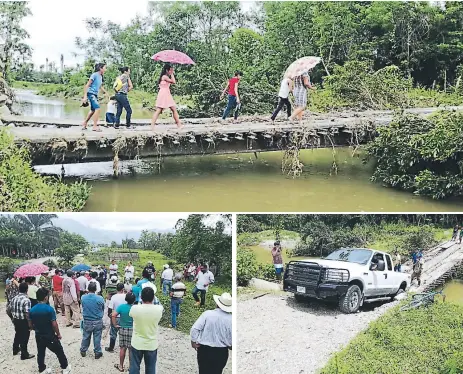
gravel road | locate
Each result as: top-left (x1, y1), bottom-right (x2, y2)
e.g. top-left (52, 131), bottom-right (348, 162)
top-left (0, 304), bottom-right (232, 374)
top-left (238, 292), bottom-right (397, 374)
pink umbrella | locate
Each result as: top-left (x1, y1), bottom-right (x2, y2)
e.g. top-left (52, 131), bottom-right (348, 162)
top-left (151, 50), bottom-right (195, 65)
top-left (284, 56), bottom-right (321, 79)
top-left (14, 263), bottom-right (49, 278)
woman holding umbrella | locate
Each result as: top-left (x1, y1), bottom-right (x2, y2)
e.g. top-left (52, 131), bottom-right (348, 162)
top-left (151, 63), bottom-right (183, 129)
top-left (284, 56), bottom-right (320, 123)
top-left (289, 72), bottom-right (315, 122)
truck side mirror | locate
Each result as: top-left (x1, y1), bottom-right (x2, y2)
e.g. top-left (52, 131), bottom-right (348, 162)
top-left (377, 260), bottom-right (385, 271)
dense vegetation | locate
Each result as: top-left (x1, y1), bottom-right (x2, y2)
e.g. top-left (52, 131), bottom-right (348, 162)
top-left (367, 111), bottom-right (463, 199)
top-left (237, 214), bottom-right (458, 285)
top-left (0, 128), bottom-right (90, 211)
top-left (5, 1), bottom-right (463, 116)
top-left (321, 302), bottom-right (463, 374)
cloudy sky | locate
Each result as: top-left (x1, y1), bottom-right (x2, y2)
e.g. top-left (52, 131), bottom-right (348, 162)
top-left (57, 212), bottom-right (191, 231)
top-left (22, 0), bottom-right (254, 67)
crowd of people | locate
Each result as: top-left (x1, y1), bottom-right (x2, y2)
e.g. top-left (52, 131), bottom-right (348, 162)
top-left (80, 62), bottom-right (316, 131)
top-left (4, 259), bottom-right (232, 374)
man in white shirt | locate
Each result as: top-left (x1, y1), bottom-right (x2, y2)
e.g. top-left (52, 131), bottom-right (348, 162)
top-left (124, 261), bottom-right (134, 283)
top-left (192, 264), bottom-right (215, 307)
top-left (86, 272), bottom-right (101, 295)
top-left (161, 265), bottom-right (174, 295)
top-left (105, 283), bottom-right (126, 353)
top-left (271, 77), bottom-right (293, 122)
top-left (109, 260), bottom-right (118, 278)
top-left (190, 292), bottom-right (232, 374)
top-left (77, 273), bottom-right (89, 301)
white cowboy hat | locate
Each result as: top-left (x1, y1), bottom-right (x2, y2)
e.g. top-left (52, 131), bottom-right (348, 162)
top-left (213, 293), bottom-right (232, 313)
top-left (163, 264), bottom-right (169, 269)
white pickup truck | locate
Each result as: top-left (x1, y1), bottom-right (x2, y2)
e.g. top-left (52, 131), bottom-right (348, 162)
top-left (283, 248), bottom-right (411, 313)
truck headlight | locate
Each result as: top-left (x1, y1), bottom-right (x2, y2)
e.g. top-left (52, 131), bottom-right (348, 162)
top-left (324, 269), bottom-right (349, 282)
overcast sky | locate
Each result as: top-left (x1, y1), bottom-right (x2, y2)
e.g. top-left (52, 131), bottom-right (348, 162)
top-left (22, 0), bottom-right (254, 67)
top-left (57, 212), bottom-right (193, 232)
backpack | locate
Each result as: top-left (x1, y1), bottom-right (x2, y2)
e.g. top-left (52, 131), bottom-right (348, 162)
top-left (113, 77), bottom-right (123, 92)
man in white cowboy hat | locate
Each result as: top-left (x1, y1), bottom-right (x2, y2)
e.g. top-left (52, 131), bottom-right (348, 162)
top-left (190, 292), bottom-right (232, 374)
top-left (161, 264), bottom-right (174, 295)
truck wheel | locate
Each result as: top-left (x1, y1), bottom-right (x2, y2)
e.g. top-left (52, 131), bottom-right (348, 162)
top-left (295, 294), bottom-right (307, 303)
top-left (391, 288), bottom-right (405, 301)
top-left (339, 285), bottom-right (362, 314)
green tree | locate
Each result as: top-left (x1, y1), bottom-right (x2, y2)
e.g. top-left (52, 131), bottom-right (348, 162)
top-left (0, 2), bottom-right (32, 80)
top-left (55, 231), bottom-right (88, 267)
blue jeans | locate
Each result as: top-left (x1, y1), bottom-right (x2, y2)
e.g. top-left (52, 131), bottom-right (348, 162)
top-left (115, 93), bottom-right (132, 127)
top-left (162, 280), bottom-right (172, 295)
top-left (171, 298), bottom-right (182, 328)
top-left (222, 95), bottom-right (240, 120)
top-left (129, 347), bottom-right (157, 374)
top-left (80, 320), bottom-right (103, 354)
top-left (87, 93), bottom-right (100, 111)
top-left (106, 113), bottom-right (115, 124)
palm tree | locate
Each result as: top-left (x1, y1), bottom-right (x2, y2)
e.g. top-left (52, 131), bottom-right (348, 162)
top-left (13, 214), bottom-right (62, 256)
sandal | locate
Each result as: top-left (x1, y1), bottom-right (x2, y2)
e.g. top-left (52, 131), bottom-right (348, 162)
top-left (81, 126), bottom-right (88, 131)
top-left (114, 364), bottom-right (124, 372)
top-left (92, 127), bottom-right (102, 132)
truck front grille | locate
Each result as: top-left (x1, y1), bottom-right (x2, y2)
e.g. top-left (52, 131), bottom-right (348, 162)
top-left (286, 261), bottom-right (321, 286)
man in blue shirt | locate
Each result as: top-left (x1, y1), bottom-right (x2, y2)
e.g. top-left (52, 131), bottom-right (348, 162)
top-left (80, 282), bottom-right (105, 359)
top-left (137, 270), bottom-right (161, 305)
top-left (29, 287), bottom-right (71, 374)
top-left (82, 62), bottom-right (108, 132)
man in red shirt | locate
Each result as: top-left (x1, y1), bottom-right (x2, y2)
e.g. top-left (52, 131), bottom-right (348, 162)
top-left (220, 70), bottom-right (242, 121)
top-left (52, 270), bottom-right (65, 316)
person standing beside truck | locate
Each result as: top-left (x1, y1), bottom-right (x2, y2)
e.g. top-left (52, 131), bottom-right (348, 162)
top-left (394, 252), bottom-right (402, 272)
top-left (271, 241), bottom-right (284, 280)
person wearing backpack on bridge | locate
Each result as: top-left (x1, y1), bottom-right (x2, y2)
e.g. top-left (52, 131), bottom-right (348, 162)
top-left (412, 256), bottom-right (424, 286)
top-left (113, 66), bottom-right (133, 130)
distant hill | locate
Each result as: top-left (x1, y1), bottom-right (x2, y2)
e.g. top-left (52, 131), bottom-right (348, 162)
top-left (51, 217), bottom-right (174, 244)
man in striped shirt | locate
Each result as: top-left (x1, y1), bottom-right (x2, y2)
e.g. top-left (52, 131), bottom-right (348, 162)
top-left (6, 282), bottom-right (35, 360)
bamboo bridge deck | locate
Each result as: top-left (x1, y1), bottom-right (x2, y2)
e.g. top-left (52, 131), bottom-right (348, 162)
top-left (2, 106), bottom-right (462, 165)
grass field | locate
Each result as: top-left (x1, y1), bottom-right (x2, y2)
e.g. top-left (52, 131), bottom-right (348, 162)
top-left (321, 301), bottom-right (463, 374)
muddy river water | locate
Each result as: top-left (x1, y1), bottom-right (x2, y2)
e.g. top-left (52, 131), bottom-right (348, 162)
top-left (15, 89), bottom-right (463, 212)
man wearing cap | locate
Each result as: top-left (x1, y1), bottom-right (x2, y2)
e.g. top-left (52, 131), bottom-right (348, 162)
top-left (106, 275), bottom-right (119, 298)
top-left (161, 264), bottom-right (174, 295)
top-left (220, 70), bottom-right (242, 122)
top-left (190, 292), bottom-right (232, 374)
top-left (271, 241), bottom-right (284, 281)
top-left (192, 264), bottom-right (215, 307)
top-left (62, 270), bottom-right (81, 328)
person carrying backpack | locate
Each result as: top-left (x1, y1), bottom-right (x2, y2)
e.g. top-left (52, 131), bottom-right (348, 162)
top-left (113, 66), bottom-right (133, 129)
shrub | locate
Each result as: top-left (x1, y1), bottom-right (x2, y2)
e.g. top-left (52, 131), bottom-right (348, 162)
top-left (237, 248), bottom-right (259, 286)
top-left (366, 110), bottom-right (463, 199)
top-left (258, 263), bottom-right (278, 281)
top-left (325, 61), bottom-right (412, 110)
top-left (441, 352), bottom-right (463, 374)
top-left (0, 128), bottom-right (91, 211)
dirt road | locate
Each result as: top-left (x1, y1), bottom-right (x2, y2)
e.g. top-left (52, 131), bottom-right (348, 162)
top-left (0, 304), bottom-right (232, 374)
top-left (237, 292), bottom-right (397, 374)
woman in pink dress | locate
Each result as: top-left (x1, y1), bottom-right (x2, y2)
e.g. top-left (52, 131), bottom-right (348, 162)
top-left (151, 63), bottom-right (182, 129)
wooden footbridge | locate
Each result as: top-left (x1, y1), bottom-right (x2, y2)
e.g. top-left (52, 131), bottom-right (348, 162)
top-left (2, 106), bottom-right (462, 165)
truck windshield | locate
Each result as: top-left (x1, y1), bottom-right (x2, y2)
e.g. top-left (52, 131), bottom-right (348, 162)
top-left (324, 249), bottom-right (372, 264)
